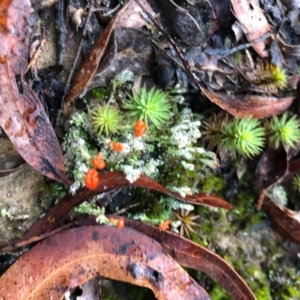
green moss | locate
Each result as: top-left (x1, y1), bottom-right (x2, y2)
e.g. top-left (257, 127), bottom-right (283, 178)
top-left (49, 183), bottom-right (67, 199)
top-left (89, 88), bottom-right (108, 99)
top-left (245, 266), bottom-right (272, 300)
top-left (145, 197), bottom-right (174, 221)
top-left (203, 112), bottom-right (300, 157)
top-left (102, 286), bottom-right (121, 300)
top-left (269, 266), bottom-right (300, 300)
top-left (123, 86), bottom-right (172, 128)
top-left (201, 174), bottom-right (225, 193)
top-left (127, 284), bottom-right (155, 300)
top-left (209, 286), bottom-right (230, 300)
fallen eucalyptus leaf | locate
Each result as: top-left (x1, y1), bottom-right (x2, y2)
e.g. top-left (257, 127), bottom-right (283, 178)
top-left (201, 88), bottom-right (293, 119)
top-left (21, 171), bottom-right (232, 240)
top-left (126, 218), bottom-right (257, 300)
top-left (231, 0), bottom-right (271, 57)
top-left (0, 225), bottom-right (210, 300)
top-left (0, 0), bottom-right (70, 185)
top-left (262, 196), bottom-right (300, 244)
top-left (63, 0), bottom-right (154, 113)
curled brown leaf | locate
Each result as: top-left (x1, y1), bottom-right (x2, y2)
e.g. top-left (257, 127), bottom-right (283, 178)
top-left (201, 88), bottom-right (293, 119)
top-left (125, 219), bottom-right (257, 300)
top-left (0, 225), bottom-right (210, 300)
top-left (22, 171), bottom-right (231, 243)
top-left (0, 0), bottom-right (70, 185)
top-left (263, 196), bottom-right (300, 244)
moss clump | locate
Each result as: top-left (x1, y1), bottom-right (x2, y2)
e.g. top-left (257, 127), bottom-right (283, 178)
top-left (88, 104), bottom-right (123, 137)
top-left (202, 113), bottom-right (300, 158)
top-left (123, 86), bottom-right (172, 128)
top-left (201, 174), bottom-right (225, 193)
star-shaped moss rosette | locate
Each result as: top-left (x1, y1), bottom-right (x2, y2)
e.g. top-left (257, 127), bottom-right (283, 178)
top-left (220, 117), bottom-right (265, 157)
top-left (202, 114), bottom-right (224, 150)
top-left (265, 112), bottom-right (300, 149)
top-left (123, 86), bottom-right (172, 128)
top-left (173, 208), bottom-right (200, 239)
top-left (249, 63), bottom-right (288, 94)
top-left (88, 104), bottom-right (123, 137)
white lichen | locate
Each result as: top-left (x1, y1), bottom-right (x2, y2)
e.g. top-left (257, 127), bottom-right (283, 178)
top-left (122, 165), bottom-right (141, 183)
top-left (181, 161), bottom-right (195, 171)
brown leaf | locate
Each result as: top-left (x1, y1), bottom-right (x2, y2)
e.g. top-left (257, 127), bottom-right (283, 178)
top-left (63, 0), bottom-right (154, 113)
top-left (63, 14), bottom-right (117, 111)
top-left (278, 36), bottom-right (300, 56)
top-left (114, 0), bottom-right (153, 29)
top-left (86, 27), bottom-right (155, 90)
top-left (201, 88), bottom-right (293, 119)
top-left (21, 171), bottom-right (232, 240)
top-left (154, 0), bottom-right (216, 46)
top-left (231, 0), bottom-right (271, 57)
top-left (255, 148), bottom-right (287, 191)
top-left (0, 225), bottom-right (210, 300)
top-left (262, 196), bottom-right (300, 244)
top-left (125, 219), bottom-right (257, 300)
top-left (0, 0), bottom-right (70, 185)
top-left (255, 150), bottom-right (300, 208)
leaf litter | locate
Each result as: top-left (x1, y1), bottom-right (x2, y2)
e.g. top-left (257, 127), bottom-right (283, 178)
top-left (1, 0), bottom-right (300, 298)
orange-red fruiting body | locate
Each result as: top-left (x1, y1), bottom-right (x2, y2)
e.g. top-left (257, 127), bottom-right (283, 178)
top-left (134, 119), bottom-right (146, 131)
top-left (92, 154), bottom-right (106, 170)
top-left (112, 142), bottom-right (124, 152)
top-left (134, 120), bottom-right (146, 137)
top-left (158, 220), bottom-right (170, 231)
top-left (134, 127), bottom-right (146, 137)
top-left (117, 217), bottom-right (125, 229)
top-left (84, 168), bottom-right (99, 189)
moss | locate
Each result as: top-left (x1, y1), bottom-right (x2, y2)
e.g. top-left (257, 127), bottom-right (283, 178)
top-left (144, 196), bottom-right (174, 223)
top-left (244, 266), bottom-right (272, 299)
top-left (209, 286), bottom-right (230, 300)
top-left (190, 270), bottom-right (231, 299)
top-left (89, 88), bottom-right (107, 99)
top-left (37, 182), bottom-right (67, 207)
top-left (126, 284), bottom-right (155, 300)
top-left (101, 285), bottom-right (121, 300)
top-left (268, 266), bottom-right (300, 299)
top-left (201, 174), bottom-right (225, 193)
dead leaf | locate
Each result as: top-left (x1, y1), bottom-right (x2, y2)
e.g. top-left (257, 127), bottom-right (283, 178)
top-left (0, 225), bottom-right (210, 300)
top-left (0, 0), bottom-right (70, 185)
top-left (63, 11), bottom-right (117, 112)
top-left (278, 36), bottom-right (300, 56)
top-left (201, 88), bottom-right (293, 119)
top-left (125, 218), bottom-right (257, 300)
top-left (115, 0), bottom-right (153, 29)
top-left (63, 0), bottom-right (154, 113)
top-left (21, 171), bottom-right (232, 240)
top-left (255, 149), bottom-right (300, 208)
top-left (231, 0), bottom-right (271, 57)
top-left (86, 27), bottom-right (154, 91)
top-left (262, 196), bottom-right (300, 244)
top-left (255, 148), bottom-right (287, 191)
top-left (154, 0), bottom-right (216, 46)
